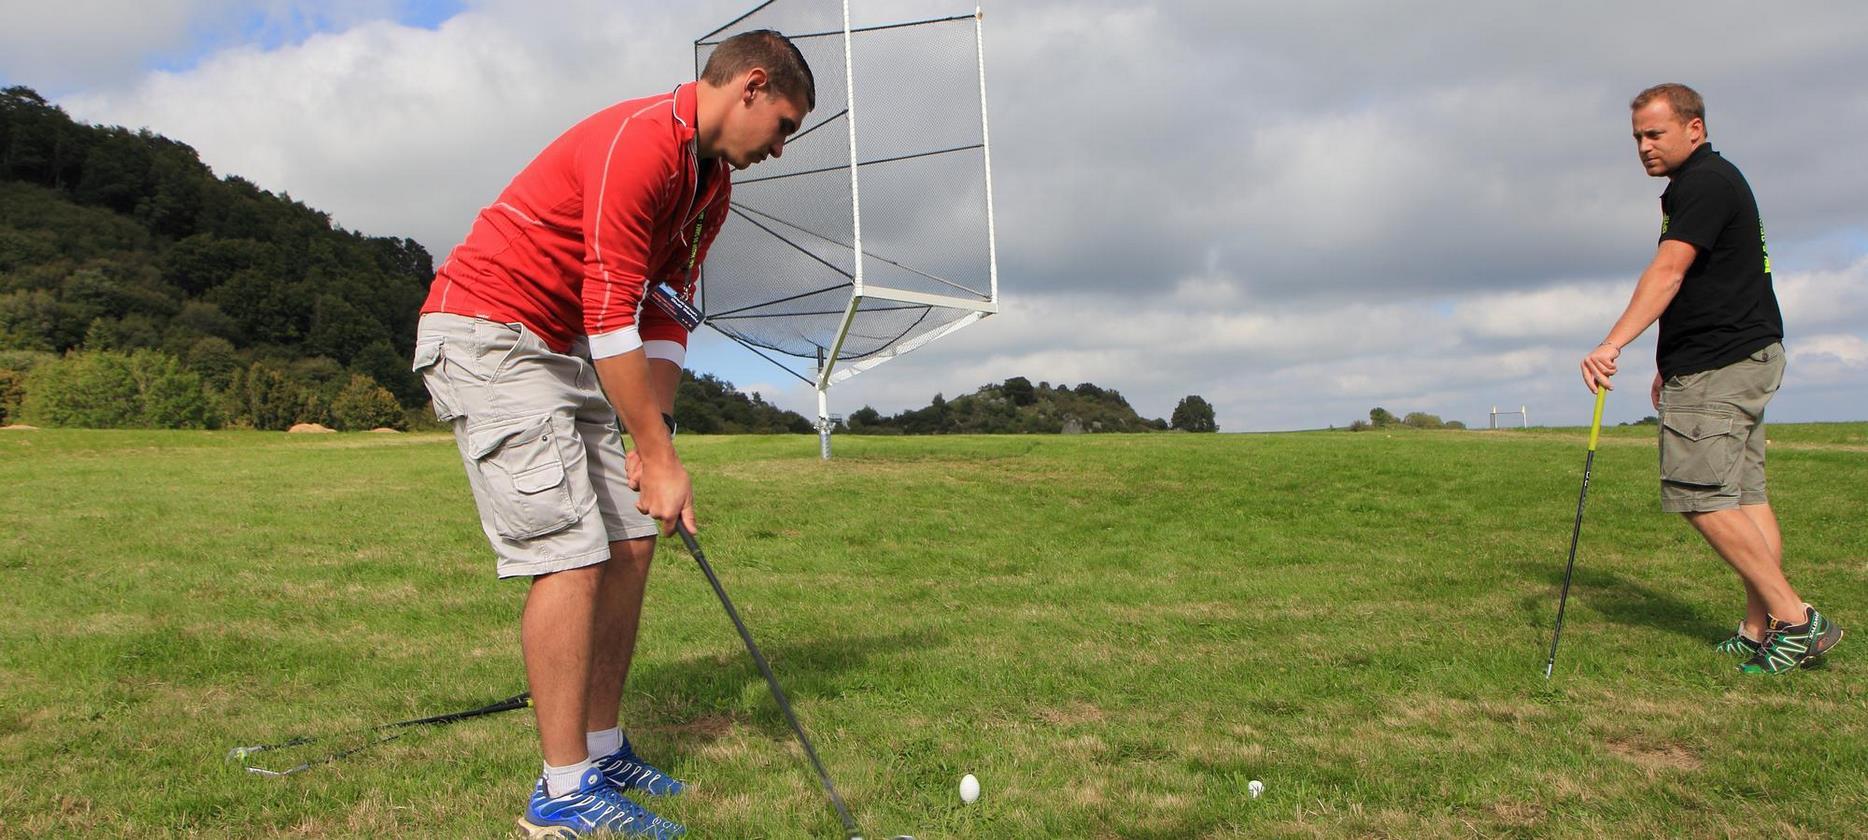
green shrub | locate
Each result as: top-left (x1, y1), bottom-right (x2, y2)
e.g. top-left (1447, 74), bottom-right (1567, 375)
top-left (222, 361), bottom-right (322, 430)
top-left (183, 336), bottom-right (241, 390)
top-left (0, 350), bottom-right (55, 424)
top-left (19, 352), bottom-right (141, 427)
top-left (0, 368), bottom-right (21, 425)
top-left (15, 349), bottom-right (213, 428)
top-left (131, 351), bottom-right (214, 429)
top-left (330, 374), bottom-right (405, 431)
top-left (349, 340), bottom-right (425, 408)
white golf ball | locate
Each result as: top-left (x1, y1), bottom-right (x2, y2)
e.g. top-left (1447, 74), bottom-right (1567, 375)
top-left (959, 773), bottom-right (980, 804)
top-left (1248, 779), bottom-right (1264, 798)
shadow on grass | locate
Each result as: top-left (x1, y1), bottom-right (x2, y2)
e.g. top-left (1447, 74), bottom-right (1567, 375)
top-left (1519, 565), bottom-right (1728, 643)
top-left (629, 627), bottom-right (943, 752)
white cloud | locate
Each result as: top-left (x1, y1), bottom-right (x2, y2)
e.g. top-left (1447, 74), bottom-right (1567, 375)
top-left (11, 0), bottom-right (1868, 430)
top-left (0, 0), bottom-right (417, 93)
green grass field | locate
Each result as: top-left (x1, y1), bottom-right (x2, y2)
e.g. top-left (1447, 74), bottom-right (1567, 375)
top-left (2, 425), bottom-right (1864, 838)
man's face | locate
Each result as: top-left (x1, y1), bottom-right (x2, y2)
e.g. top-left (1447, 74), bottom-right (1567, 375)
top-left (721, 83), bottom-right (809, 171)
top-left (1631, 99), bottom-right (1704, 177)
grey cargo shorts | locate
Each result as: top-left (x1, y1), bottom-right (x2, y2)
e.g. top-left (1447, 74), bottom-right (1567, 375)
top-left (1657, 342), bottom-right (1785, 513)
top-left (413, 313), bottom-right (658, 578)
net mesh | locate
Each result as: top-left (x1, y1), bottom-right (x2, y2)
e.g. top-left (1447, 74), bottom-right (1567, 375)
top-left (696, 2), bottom-right (993, 379)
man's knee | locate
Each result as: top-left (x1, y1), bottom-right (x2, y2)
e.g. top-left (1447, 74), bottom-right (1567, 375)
top-left (609, 535), bottom-right (656, 566)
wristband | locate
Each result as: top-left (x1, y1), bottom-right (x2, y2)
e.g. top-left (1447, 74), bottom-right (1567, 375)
top-left (662, 412), bottom-right (678, 439)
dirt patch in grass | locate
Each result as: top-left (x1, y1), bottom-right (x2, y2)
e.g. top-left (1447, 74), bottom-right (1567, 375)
top-left (652, 711), bottom-right (742, 740)
top-left (1604, 736), bottom-right (1702, 772)
top-left (1035, 700), bottom-right (1107, 726)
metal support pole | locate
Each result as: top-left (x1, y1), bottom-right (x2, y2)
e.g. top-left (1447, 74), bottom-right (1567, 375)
top-left (817, 347), bottom-right (831, 461)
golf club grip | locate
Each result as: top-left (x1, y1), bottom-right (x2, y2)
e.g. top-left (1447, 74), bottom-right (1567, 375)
top-left (1588, 385), bottom-right (1607, 451)
top-left (673, 522), bottom-right (862, 837)
top-left (388, 693), bottom-right (532, 729)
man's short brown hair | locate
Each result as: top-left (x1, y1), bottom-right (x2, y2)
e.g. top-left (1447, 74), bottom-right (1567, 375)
top-left (1632, 83), bottom-right (1706, 129)
top-left (701, 30), bottom-right (816, 111)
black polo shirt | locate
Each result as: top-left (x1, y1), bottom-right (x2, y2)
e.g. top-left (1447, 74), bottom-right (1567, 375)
top-left (1655, 143), bottom-right (1783, 379)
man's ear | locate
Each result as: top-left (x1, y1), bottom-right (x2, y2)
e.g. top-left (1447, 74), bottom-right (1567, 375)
top-left (742, 68), bottom-right (770, 104)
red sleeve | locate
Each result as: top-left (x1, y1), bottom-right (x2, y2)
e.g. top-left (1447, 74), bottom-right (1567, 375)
top-left (580, 109), bottom-right (677, 357)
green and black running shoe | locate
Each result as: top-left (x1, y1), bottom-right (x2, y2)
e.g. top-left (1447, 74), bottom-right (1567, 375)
top-left (1714, 622), bottom-right (1761, 657)
top-left (1739, 607), bottom-right (1844, 675)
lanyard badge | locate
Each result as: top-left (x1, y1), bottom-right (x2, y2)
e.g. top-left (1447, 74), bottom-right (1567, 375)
top-left (648, 212), bottom-right (706, 330)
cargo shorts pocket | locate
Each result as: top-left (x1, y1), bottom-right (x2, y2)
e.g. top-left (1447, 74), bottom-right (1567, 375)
top-left (412, 339), bottom-right (461, 421)
top-left (1658, 408), bottom-right (1741, 487)
top-left (466, 415), bottom-right (578, 540)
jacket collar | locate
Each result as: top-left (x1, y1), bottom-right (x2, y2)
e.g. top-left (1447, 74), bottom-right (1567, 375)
top-left (672, 82), bottom-right (698, 138)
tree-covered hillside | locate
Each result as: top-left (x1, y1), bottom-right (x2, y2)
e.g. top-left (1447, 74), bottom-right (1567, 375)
top-left (0, 86), bottom-right (819, 433)
top-left (1, 85), bottom-right (435, 427)
top-left (845, 377), bottom-right (1183, 434)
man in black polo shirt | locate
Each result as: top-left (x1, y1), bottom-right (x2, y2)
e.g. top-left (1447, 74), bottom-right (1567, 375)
top-left (1578, 83), bottom-right (1842, 675)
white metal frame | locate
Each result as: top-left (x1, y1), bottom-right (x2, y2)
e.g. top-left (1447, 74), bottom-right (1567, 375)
top-left (699, 2), bottom-right (999, 459)
top-left (812, 4), bottom-right (999, 458)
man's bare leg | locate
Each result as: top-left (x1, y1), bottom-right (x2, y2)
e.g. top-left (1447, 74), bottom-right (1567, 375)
top-left (1736, 502), bottom-right (1785, 638)
top-left (1685, 507), bottom-right (1801, 625)
top-left (587, 536), bottom-right (655, 732)
top-left (522, 565), bottom-right (603, 766)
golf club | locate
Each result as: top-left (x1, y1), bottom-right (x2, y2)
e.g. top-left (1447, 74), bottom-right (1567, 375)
top-left (229, 692), bottom-right (532, 777)
top-left (1544, 384), bottom-right (1609, 679)
top-left (672, 521), bottom-right (883, 840)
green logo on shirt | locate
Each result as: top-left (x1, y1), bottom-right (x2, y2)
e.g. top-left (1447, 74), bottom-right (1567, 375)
top-left (1760, 220), bottom-right (1771, 274)
top-left (1660, 213), bottom-right (1670, 235)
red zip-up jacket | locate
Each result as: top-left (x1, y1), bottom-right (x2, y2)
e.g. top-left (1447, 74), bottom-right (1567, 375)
top-left (422, 83), bottom-right (729, 362)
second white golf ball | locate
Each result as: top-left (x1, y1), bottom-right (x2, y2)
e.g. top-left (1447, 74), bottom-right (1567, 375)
top-left (1248, 779), bottom-right (1265, 798)
top-left (959, 773), bottom-right (980, 804)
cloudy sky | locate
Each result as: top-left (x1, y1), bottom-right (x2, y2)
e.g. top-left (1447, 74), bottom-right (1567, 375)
top-left (5, 1), bottom-right (1865, 430)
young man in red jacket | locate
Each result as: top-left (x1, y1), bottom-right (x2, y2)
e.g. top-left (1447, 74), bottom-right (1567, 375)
top-left (414, 30), bottom-right (813, 837)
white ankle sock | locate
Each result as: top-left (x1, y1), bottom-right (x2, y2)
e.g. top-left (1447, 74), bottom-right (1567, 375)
top-left (543, 758), bottom-right (593, 798)
top-left (587, 727), bottom-right (623, 758)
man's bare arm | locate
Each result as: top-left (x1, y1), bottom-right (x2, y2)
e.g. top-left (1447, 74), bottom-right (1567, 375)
top-left (594, 350), bottom-right (694, 534)
top-left (1579, 239), bottom-right (1698, 392)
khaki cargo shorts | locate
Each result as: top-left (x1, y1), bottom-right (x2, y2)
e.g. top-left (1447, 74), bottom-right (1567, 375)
top-left (1656, 342), bottom-right (1784, 513)
top-left (413, 313), bottom-right (658, 578)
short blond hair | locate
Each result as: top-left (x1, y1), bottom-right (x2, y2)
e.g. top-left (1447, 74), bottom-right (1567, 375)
top-left (1631, 83), bottom-right (1706, 132)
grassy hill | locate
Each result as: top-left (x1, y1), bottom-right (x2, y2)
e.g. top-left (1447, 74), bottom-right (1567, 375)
top-left (2, 424), bottom-right (1863, 837)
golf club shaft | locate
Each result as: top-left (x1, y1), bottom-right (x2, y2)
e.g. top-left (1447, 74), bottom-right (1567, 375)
top-left (674, 522), bottom-right (862, 839)
top-left (1545, 386), bottom-right (1608, 678)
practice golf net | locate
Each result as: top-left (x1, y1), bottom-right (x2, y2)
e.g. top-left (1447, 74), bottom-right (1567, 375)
top-left (696, 1), bottom-right (999, 457)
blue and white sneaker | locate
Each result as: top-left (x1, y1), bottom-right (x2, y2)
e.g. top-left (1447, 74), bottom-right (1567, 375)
top-left (516, 766), bottom-right (685, 839)
top-left (593, 736), bottom-right (686, 797)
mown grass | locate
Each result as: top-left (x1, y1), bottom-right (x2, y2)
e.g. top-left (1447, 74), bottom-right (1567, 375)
top-left (1, 425), bottom-right (1863, 838)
